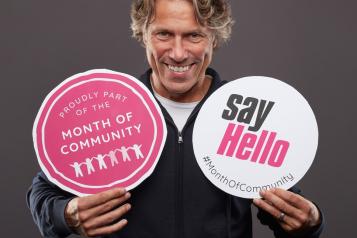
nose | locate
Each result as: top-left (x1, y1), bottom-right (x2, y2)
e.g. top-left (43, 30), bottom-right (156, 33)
top-left (169, 37), bottom-right (188, 63)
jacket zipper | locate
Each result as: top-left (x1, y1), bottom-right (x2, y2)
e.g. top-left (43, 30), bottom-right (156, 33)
top-left (178, 132), bottom-right (183, 144)
top-left (159, 99), bottom-right (208, 238)
top-left (174, 101), bottom-right (207, 238)
top-left (176, 130), bottom-right (184, 238)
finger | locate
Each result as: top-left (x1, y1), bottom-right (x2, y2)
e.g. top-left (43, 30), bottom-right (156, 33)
top-left (271, 188), bottom-right (320, 221)
top-left (253, 198), bottom-right (282, 219)
top-left (259, 189), bottom-right (305, 220)
top-left (79, 188), bottom-right (127, 210)
top-left (270, 188), bottom-right (318, 225)
top-left (80, 192), bottom-right (131, 221)
top-left (271, 188), bottom-right (310, 211)
top-left (83, 203), bottom-right (131, 230)
top-left (86, 219), bottom-right (128, 237)
top-left (280, 222), bottom-right (294, 232)
top-left (253, 198), bottom-right (300, 228)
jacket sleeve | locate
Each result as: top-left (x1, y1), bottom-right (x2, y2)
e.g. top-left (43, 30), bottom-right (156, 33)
top-left (26, 171), bottom-right (76, 238)
top-left (256, 186), bottom-right (324, 238)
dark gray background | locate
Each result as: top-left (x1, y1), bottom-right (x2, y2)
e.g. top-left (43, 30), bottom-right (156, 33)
top-left (1, 0), bottom-right (356, 237)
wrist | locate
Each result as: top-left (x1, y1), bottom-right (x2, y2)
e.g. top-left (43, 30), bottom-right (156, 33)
top-left (64, 197), bottom-right (81, 229)
top-left (310, 203), bottom-right (322, 227)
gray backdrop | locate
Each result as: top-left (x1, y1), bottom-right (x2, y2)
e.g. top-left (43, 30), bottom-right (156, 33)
top-left (1, 0), bottom-right (356, 237)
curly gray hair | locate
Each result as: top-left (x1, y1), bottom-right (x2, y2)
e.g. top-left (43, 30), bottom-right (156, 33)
top-left (130, 0), bottom-right (234, 47)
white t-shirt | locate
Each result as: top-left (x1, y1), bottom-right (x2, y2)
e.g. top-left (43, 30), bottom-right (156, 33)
top-left (153, 91), bottom-right (199, 132)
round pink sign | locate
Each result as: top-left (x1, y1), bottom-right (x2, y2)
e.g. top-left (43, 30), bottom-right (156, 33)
top-left (33, 69), bottom-right (167, 196)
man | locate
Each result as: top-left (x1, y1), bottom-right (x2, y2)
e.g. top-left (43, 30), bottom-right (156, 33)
top-left (27, 0), bottom-right (324, 237)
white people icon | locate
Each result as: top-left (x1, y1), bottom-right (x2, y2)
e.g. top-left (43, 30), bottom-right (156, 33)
top-left (109, 150), bottom-right (119, 166)
top-left (70, 144), bottom-right (145, 177)
top-left (94, 154), bottom-right (107, 170)
top-left (117, 146), bottom-right (131, 162)
top-left (69, 162), bottom-right (84, 177)
top-left (131, 144), bottom-right (144, 159)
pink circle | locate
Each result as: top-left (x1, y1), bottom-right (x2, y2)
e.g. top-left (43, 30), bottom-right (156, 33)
top-left (33, 70), bottom-right (167, 196)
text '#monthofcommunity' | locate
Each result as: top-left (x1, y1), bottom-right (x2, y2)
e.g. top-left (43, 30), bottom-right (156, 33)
top-left (202, 156), bottom-right (294, 193)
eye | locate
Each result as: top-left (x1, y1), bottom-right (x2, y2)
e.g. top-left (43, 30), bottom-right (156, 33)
top-left (188, 32), bottom-right (203, 43)
top-left (156, 31), bottom-right (171, 40)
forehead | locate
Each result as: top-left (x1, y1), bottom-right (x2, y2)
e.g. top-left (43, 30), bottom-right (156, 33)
top-left (148, 0), bottom-right (205, 32)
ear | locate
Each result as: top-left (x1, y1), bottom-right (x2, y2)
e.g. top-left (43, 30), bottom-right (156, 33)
top-left (142, 34), bottom-right (147, 46)
top-left (213, 38), bottom-right (218, 49)
top-left (142, 30), bottom-right (149, 47)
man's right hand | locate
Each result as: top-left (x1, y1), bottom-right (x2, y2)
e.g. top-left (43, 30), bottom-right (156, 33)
top-left (65, 188), bottom-right (131, 237)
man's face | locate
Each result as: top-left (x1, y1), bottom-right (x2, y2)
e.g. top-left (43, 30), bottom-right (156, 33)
top-left (144, 0), bottom-right (216, 102)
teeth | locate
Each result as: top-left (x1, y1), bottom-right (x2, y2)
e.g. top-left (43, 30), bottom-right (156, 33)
top-left (168, 65), bottom-right (190, 72)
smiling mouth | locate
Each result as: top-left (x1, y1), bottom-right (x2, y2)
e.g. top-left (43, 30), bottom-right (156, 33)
top-left (166, 64), bottom-right (193, 73)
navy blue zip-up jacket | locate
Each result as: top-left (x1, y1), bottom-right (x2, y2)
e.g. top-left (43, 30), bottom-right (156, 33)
top-left (27, 68), bottom-right (324, 238)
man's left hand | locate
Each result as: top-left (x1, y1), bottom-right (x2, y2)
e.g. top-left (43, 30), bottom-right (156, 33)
top-left (253, 188), bottom-right (321, 234)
